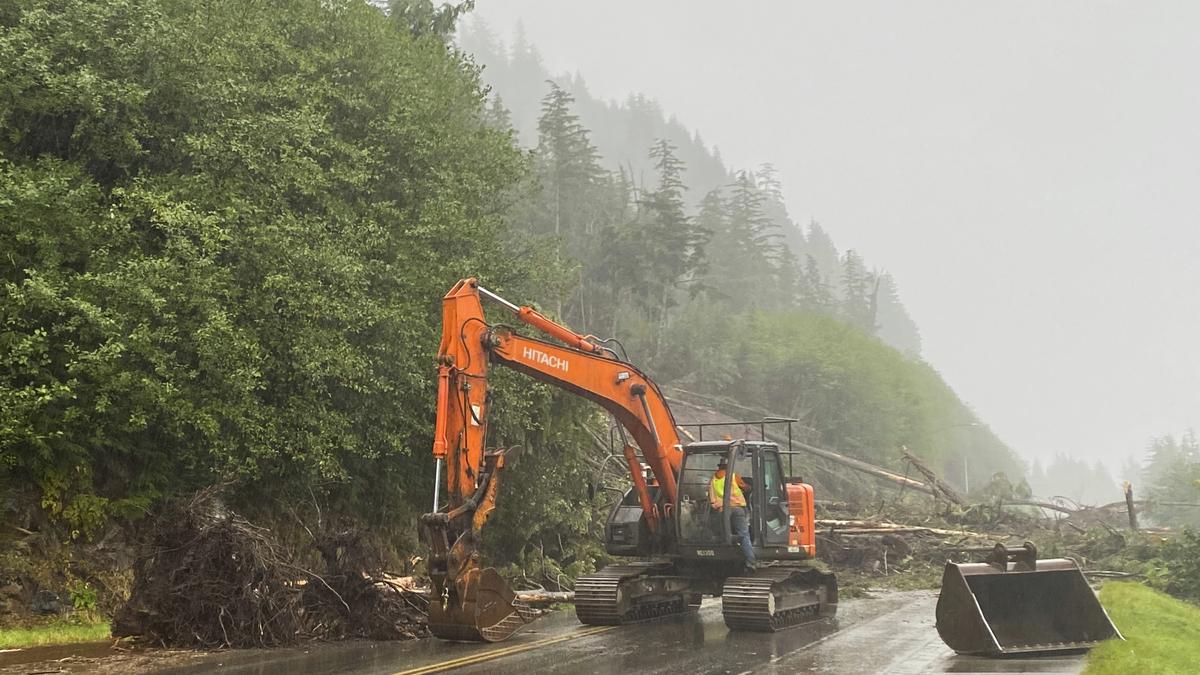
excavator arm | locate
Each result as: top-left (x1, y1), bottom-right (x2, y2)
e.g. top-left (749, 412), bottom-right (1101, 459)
top-left (421, 278), bottom-right (683, 641)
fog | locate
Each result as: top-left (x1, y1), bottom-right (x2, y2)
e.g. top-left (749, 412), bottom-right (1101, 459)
top-left (472, 0), bottom-right (1200, 475)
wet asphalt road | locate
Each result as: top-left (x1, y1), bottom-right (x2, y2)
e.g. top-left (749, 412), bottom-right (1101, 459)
top-left (160, 590), bottom-right (1085, 675)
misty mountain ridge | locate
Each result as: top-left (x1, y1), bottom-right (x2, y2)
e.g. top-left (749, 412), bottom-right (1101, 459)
top-left (458, 18), bottom-right (922, 357)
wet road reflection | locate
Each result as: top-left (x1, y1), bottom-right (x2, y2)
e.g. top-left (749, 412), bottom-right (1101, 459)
top-left (159, 590), bottom-right (1084, 675)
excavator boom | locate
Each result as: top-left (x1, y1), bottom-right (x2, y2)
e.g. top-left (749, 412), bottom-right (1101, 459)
top-left (422, 278), bottom-right (683, 641)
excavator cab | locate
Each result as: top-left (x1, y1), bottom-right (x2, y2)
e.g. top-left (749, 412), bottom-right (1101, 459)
top-left (671, 436), bottom-right (837, 630)
top-left (675, 440), bottom-right (812, 563)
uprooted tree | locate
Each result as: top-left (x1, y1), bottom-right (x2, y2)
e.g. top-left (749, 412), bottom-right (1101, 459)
top-left (113, 488), bottom-right (429, 647)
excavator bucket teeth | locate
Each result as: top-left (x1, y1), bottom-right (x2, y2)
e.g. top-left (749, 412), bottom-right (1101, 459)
top-left (936, 557), bottom-right (1121, 655)
top-left (428, 568), bottom-right (536, 642)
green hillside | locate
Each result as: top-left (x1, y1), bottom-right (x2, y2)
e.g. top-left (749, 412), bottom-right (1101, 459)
top-left (1, 0), bottom-right (1021, 584)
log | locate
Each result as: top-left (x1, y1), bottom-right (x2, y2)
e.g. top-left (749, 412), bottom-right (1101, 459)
top-left (665, 390), bottom-right (939, 497)
top-left (787, 441), bottom-right (934, 495)
top-left (515, 591), bottom-right (575, 606)
top-left (1001, 499), bottom-right (1080, 515)
top-left (1005, 497), bottom-right (1196, 517)
top-left (1083, 571), bottom-right (1140, 579)
top-left (818, 519), bottom-right (899, 528)
top-left (816, 519), bottom-right (986, 538)
top-left (825, 527), bottom-right (953, 535)
top-left (900, 447), bottom-right (966, 505)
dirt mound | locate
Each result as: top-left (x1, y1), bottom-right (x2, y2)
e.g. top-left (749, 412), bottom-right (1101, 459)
top-left (112, 488), bottom-right (427, 648)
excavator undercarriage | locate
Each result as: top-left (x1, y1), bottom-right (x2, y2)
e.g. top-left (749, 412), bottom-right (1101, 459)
top-left (574, 561), bottom-right (836, 631)
top-left (721, 566), bottom-right (838, 631)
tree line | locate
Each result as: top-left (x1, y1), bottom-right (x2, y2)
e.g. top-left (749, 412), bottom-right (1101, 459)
top-left (1138, 432), bottom-right (1200, 528)
top-left (1, 0), bottom-right (1023, 577)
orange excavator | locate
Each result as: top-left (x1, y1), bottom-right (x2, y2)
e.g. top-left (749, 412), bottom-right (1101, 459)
top-left (419, 278), bottom-right (837, 642)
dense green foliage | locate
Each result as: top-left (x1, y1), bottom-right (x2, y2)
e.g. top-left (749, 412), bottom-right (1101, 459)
top-left (0, 0), bottom-right (553, 537)
top-left (1086, 582), bottom-right (1200, 675)
top-left (658, 310), bottom-right (1020, 484)
top-left (1148, 528), bottom-right (1200, 604)
top-left (1, 0), bottom-right (1023, 589)
top-left (1139, 432), bottom-right (1200, 528)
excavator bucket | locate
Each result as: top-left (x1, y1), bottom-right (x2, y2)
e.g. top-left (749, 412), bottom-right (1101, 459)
top-left (936, 543), bottom-right (1121, 655)
top-left (427, 567), bottom-right (539, 642)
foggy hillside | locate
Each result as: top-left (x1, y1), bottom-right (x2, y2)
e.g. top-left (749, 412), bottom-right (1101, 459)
top-left (6, 5), bottom-right (1200, 663)
top-left (458, 18), bottom-right (923, 357)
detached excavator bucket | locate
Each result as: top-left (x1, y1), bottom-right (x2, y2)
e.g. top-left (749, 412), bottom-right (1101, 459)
top-left (936, 543), bottom-right (1121, 655)
top-left (427, 567), bottom-right (539, 642)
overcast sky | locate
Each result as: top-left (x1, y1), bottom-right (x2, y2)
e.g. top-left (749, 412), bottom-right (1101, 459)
top-left (472, 1), bottom-right (1200, 473)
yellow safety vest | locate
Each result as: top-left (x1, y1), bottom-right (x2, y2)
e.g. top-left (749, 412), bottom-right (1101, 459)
top-left (710, 472), bottom-right (746, 509)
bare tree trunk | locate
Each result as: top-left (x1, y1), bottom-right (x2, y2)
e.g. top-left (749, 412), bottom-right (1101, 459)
top-left (786, 440), bottom-right (935, 496)
top-left (1123, 481), bottom-right (1139, 531)
top-left (900, 447), bottom-right (966, 505)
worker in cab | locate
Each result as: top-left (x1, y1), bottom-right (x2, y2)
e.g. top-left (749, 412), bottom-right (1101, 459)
top-left (710, 457), bottom-right (756, 568)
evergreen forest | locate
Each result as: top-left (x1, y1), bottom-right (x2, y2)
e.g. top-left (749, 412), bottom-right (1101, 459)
top-left (3, 0), bottom-right (1190, 589)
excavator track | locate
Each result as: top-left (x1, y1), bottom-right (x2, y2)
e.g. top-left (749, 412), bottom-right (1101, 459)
top-left (575, 563), bottom-right (692, 625)
top-left (722, 566), bottom-right (837, 632)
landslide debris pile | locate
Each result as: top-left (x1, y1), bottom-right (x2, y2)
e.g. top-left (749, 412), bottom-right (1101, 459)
top-left (112, 488), bottom-right (428, 648)
top-left (814, 500), bottom-right (1061, 582)
top-left (809, 496), bottom-right (1171, 599)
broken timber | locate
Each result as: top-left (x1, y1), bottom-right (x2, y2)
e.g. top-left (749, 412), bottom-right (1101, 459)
top-left (664, 391), bottom-right (945, 499)
top-left (900, 446), bottom-right (966, 505)
top-left (816, 519), bottom-right (986, 538)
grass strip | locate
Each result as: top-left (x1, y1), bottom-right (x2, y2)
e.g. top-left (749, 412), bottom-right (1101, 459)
top-left (0, 621), bottom-right (110, 649)
top-left (1085, 581), bottom-right (1200, 675)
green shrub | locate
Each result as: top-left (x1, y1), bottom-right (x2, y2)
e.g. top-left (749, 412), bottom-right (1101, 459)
top-left (1147, 528), bottom-right (1200, 604)
top-left (67, 581), bottom-right (98, 613)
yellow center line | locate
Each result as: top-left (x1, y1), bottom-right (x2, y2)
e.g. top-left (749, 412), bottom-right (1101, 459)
top-left (392, 625), bottom-right (618, 675)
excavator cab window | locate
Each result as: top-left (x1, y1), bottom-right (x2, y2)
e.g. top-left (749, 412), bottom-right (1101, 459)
top-left (732, 450), bottom-right (755, 491)
top-left (677, 452), bottom-right (726, 545)
top-left (758, 449), bottom-right (790, 547)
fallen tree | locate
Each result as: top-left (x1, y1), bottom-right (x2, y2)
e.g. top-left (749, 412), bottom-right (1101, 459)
top-left (112, 487), bottom-right (428, 648)
top-left (816, 519), bottom-right (988, 538)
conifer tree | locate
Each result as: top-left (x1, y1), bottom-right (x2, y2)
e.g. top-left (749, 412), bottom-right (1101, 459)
top-left (755, 164), bottom-right (806, 256)
top-left (689, 188), bottom-right (726, 300)
top-left (801, 254), bottom-right (835, 314)
top-left (640, 140), bottom-right (707, 317)
top-left (874, 273), bottom-right (922, 355)
top-left (483, 94), bottom-right (513, 131)
top-left (1142, 432), bottom-right (1200, 526)
top-left (388, 0), bottom-right (475, 39)
top-left (840, 250), bottom-right (875, 333)
top-left (718, 171), bottom-right (789, 308)
top-left (805, 221), bottom-right (841, 295)
top-left (531, 82), bottom-right (605, 245)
